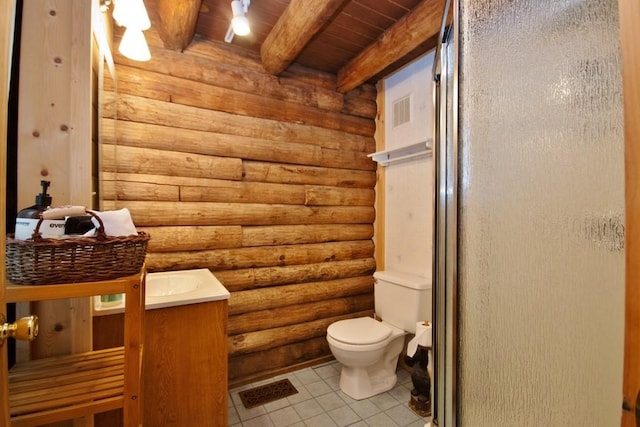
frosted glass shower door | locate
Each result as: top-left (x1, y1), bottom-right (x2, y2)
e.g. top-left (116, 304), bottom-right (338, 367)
top-left (437, 0), bottom-right (626, 425)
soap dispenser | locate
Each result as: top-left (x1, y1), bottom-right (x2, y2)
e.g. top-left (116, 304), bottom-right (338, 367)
top-left (14, 180), bottom-right (65, 240)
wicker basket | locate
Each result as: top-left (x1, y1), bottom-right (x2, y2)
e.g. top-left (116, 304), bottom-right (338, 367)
top-left (6, 210), bottom-right (150, 285)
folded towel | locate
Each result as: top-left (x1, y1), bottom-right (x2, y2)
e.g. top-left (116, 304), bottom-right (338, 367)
top-left (91, 208), bottom-right (138, 237)
top-left (41, 205), bottom-right (86, 220)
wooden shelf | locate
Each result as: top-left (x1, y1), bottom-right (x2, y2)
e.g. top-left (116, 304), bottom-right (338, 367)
top-left (5, 271), bottom-right (145, 427)
top-left (9, 348), bottom-right (125, 427)
top-left (5, 275), bottom-right (136, 303)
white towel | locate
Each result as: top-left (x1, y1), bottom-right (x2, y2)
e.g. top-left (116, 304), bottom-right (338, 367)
top-left (91, 208), bottom-right (138, 237)
top-left (41, 205), bottom-right (86, 219)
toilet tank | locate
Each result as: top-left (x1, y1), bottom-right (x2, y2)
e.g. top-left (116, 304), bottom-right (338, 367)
top-left (374, 270), bottom-right (431, 333)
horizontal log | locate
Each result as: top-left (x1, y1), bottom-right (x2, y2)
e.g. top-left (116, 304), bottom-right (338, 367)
top-left (277, 62), bottom-right (356, 95)
top-left (305, 185), bottom-right (374, 206)
top-left (145, 29), bottom-right (272, 74)
top-left (229, 276), bottom-right (374, 315)
top-left (95, 199), bottom-right (373, 248)
top-left (215, 258), bottom-right (376, 292)
top-left (242, 160), bottom-right (376, 188)
top-left (227, 294), bottom-right (374, 335)
top-left (101, 144), bottom-right (243, 181)
top-left (109, 65), bottom-right (375, 136)
top-left (180, 182), bottom-right (303, 204)
top-left (229, 310), bottom-right (371, 356)
top-left (280, 60), bottom-right (346, 91)
top-left (228, 336), bottom-right (331, 384)
top-left (320, 147), bottom-right (376, 171)
top-left (101, 169), bottom-right (374, 192)
top-left (178, 182), bottom-right (374, 206)
top-left (143, 30), bottom-right (377, 103)
top-left (155, 31), bottom-right (338, 92)
top-left (280, 63), bottom-right (378, 99)
top-left (102, 201), bottom-right (375, 227)
top-left (101, 180), bottom-right (179, 202)
top-left (241, 224), bottom-right (374, 247)
top-left (344, 83), bottom-right (377, 103)
top-left (103, 178), bottom-right (306, 205)
top-left (144, 240), bottom-right (374, 272)
top-left (114, 42), bottom-right (376, 118)
top-left (102, 119), bottom-right (375, 169)
top-left (137, 226), bottom-right (242, 252)
top-left (102, 93), bottom-right (376, 149)
top-left (101, 172), bottom-right (202, 186)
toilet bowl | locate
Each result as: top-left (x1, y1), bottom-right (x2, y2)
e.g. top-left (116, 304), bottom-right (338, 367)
top-left (326, 270), bottom-right (432, 400)
top-left (327, 316), bottom-right (405, 400)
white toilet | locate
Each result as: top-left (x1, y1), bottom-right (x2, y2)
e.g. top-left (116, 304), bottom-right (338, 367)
top-left (326, 270), bottom-right (431, 400)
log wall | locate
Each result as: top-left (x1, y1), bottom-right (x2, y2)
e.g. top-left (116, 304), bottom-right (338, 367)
top-left (102, 31), bottom-right (378, 386)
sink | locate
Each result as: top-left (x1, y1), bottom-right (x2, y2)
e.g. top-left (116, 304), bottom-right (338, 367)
top-left (146, 274), bottom-right (201, 297)
top-left (93, 268), bottom-right (230, 315)
top-left (146, 269), bottom-right (230, 310)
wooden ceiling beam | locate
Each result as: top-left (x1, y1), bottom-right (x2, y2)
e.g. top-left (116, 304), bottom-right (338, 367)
top-left (336, 0), bottom-right (445, 93)
top-left (260, 0), bottom-right (348, 75)
top-left (155, 0), bottom-right (203, 51)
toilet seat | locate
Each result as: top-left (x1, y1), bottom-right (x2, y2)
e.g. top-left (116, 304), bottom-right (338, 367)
top-left (327, 317), bottom-right (392, 346)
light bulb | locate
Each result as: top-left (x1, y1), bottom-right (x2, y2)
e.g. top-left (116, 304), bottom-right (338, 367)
top-left (119, 27), bottom-right (151, 61)
top-left (232, 15), bottom-right (250, 36)
top-left (113, 0), bottom-right (151, 30)
top-left (231, 0), bottom-right (250, 36)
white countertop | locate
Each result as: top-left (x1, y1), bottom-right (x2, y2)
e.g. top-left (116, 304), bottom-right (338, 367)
top-left (93, 268), bottom-right (230, 316)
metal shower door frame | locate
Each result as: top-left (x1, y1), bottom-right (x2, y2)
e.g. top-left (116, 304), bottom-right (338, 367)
top-left (431, 0), bottom-right (458, 425)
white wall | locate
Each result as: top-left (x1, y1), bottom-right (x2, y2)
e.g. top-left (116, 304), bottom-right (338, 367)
top-left (382, 52), bottom-right (434, 280)
top-left (384, 51), bottom-right (435, 150)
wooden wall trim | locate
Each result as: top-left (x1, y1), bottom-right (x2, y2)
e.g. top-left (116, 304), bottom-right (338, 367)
top-left (618, 0), bottom-right (640, 424)
top-left (374, 80), bottom-right (386, 271)
top-left (0, 1), bottom-right (16, 424)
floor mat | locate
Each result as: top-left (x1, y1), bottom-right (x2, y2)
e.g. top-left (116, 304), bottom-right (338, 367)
top-left (238, 378), bottom-right (298, 409)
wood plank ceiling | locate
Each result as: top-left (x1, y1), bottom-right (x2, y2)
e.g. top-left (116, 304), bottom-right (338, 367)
top-left (144, 0), bottom-right (445, 92)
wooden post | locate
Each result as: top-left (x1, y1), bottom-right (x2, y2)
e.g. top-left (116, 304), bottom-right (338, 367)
top-left (0, 1), bottom-right (16, 425)
top-left (619, 0), bottom-right (640, 425)
top-left (18, 0), bottom-right (94, 370)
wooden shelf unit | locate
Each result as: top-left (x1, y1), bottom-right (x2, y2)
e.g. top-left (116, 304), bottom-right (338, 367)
top-left (5, 271), bottom-right (145, 427)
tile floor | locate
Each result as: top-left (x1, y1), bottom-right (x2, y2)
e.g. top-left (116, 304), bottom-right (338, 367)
top-left (228, 360), bottom-right (431, 427)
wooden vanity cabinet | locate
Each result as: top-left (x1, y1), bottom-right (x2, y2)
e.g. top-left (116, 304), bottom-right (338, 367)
top-left (5, 271), bottom-right (145, 427)
top-left (93, 298), bottom-right (229, 427)
top-left (142, 299), bottom-right (229, 427)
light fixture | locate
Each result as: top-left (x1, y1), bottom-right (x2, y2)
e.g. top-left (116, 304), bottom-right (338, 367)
top-left (112, 0), bottom-right (152, 61)
top-left (224, 0), bottom-right (251, 43)
top-left (231, 0), bottom-right (250, 35)
top-left (112, 0), bottom-right (151, 30)
top-left (119, 27), bottom-right (151, 61)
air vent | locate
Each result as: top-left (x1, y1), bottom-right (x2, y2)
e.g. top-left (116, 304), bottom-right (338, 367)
top-left (393, 95), bottom-right (411, 127)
